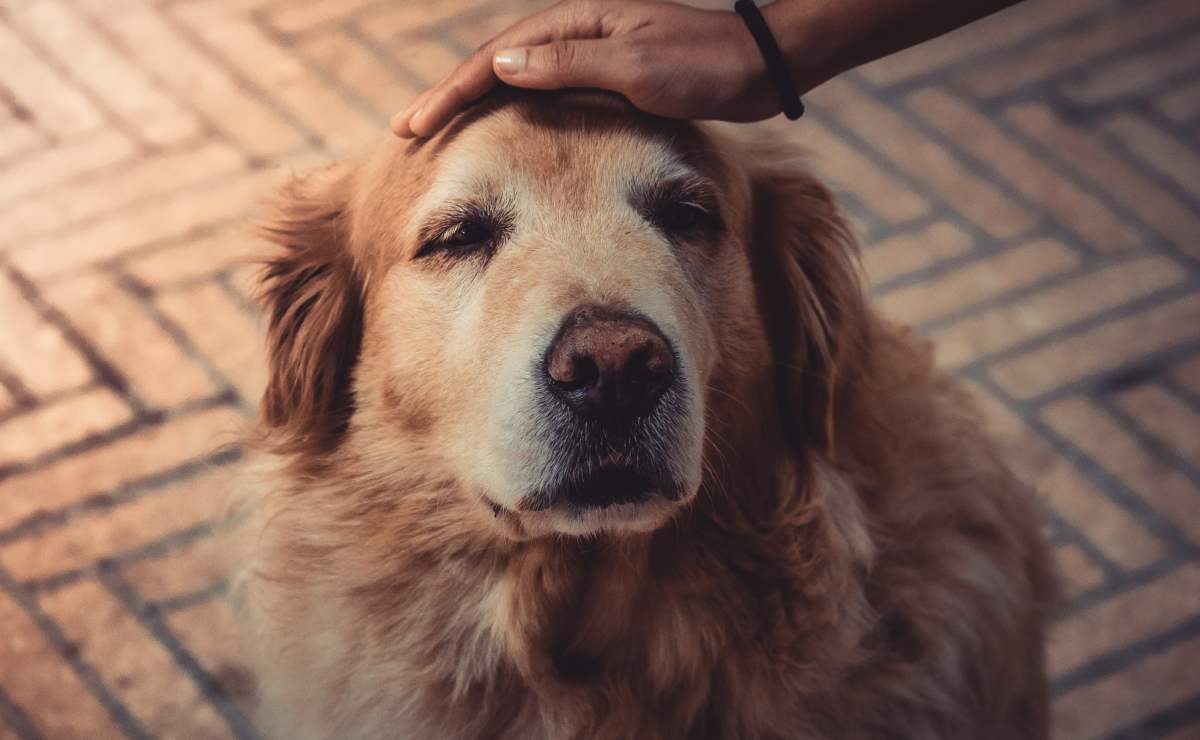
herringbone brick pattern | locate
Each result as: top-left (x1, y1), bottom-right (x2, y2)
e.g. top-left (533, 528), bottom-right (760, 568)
top-left (0, 0), bottom-right (1197, 737)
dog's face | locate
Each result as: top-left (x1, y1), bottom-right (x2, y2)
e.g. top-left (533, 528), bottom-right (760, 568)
top-left (258, 93), bottom-right (861, 540)
top-left (369, 103), bottom-right (736, 537)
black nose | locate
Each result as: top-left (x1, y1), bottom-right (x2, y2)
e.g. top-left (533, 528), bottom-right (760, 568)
top-left (544, 306), bottom-right (675, 429)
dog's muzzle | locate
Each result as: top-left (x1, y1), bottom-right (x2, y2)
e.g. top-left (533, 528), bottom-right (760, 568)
top-left (525, 305), bottom-right (685, 510)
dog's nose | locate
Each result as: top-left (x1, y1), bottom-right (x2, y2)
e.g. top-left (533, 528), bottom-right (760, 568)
top-left (545, 307), bottom-right (675, 427)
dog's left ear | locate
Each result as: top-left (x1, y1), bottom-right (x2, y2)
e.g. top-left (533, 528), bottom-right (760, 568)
top-left (747, 155), bottom-right (868, 460)
top-left (256, 168), bottom-right (364, 456)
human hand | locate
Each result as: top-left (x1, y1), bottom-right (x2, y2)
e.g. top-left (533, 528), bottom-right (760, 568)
top-left (390, 0), bottom-right (789, 138)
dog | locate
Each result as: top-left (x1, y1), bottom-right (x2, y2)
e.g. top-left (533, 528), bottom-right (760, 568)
top-left (236, 90), bottom-right (1055, 739)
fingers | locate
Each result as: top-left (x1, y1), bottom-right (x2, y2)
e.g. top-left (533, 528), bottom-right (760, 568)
top-left (393, 54), bottom-right (497, 138)
top-left (391, 0), bottom-right (611, 138)
top-left (389, 88), bottom-right (433, 138)
top-left (492, 39), bottom-right (624, 91)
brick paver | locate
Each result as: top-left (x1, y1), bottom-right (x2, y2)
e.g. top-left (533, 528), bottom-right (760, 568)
top-left (0, 1), bottom-right (1197, 738)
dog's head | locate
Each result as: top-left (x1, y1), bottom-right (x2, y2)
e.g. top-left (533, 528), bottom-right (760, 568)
top-left (257, 91), bottom-right (863, 539)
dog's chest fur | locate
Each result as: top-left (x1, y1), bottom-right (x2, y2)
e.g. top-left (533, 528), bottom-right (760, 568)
top-left (420, 535), bottom-right (855, 738)
top-left (249, 464), bottom-right (873, 740)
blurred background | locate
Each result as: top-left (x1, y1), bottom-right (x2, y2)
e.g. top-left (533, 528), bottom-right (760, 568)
top-left (0, 0), bottom-right (1197, 737)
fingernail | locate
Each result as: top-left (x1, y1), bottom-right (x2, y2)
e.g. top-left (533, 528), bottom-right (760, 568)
top-left (494, 48), bottom-right (527, 74)
top-left (389, 112), bottom-right (408, 135)
top-left (405, 105), bottom-right (427, 133)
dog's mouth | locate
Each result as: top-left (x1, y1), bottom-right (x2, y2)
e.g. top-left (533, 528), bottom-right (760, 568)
top-left (526, 463), bottom-right (677, 512)
top-left (486, 466), bottom-right (679, 512)
top-left (484, 458), bottom-right (685, 533)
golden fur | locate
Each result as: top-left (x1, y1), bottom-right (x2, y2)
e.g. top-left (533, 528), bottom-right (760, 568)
top-left (237, 91), bottom-right (1055, 739)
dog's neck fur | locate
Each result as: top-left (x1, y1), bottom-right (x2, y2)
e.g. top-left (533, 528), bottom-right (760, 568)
top-left (252, 366), bottom-right (875, 738)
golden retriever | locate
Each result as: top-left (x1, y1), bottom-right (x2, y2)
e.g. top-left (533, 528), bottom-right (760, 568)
top-left (237, 90), bottom-right (1055, 739)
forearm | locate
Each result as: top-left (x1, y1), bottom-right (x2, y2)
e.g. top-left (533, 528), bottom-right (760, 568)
top-left (761, 0), bottom-right (1025, 92)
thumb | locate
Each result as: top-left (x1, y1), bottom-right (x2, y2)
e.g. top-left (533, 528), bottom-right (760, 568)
top-left (493, 40), bottom-right (623, 91)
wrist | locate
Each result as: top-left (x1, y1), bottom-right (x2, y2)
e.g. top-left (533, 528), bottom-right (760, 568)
top-left (717, 7), bottom-right (783, 118)
top-left (729, 10), bottom-right (773, 95)
top-left (760, 0), bottom-right (846, 94)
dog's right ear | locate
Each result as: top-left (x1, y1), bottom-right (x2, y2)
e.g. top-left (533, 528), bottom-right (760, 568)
top-left (256, 168), bottom-right (364, 456)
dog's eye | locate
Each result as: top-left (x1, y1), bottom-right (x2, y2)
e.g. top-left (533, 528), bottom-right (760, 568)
top-left (417, 218), bottom-right (496, 259)
top-left (442, 220), bottom-right (493, 251)
top-left (632, 179), bottom-right (721, 240)
top-left (658, 201), bottom-right (706, 233)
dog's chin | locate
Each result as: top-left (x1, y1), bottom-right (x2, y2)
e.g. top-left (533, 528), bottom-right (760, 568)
top-left (485, 470), bottom-right (693, 540)
top-left (520, 496), bottom-right (682, 538)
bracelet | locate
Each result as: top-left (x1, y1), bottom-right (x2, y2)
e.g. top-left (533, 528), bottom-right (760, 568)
top-left (733, 0), bottom-right (805, 120)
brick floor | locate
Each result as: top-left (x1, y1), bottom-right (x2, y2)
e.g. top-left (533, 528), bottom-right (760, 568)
top-left (0, 0), bottom-right (1197, 738)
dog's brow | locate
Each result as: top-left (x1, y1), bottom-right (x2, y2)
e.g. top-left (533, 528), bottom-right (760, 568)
top-left (633, 173), bottom-right (720, 212)
top-left (415, 197), bottom-right (507, 246)
top-left (415, 202), bottom-right (478, 244)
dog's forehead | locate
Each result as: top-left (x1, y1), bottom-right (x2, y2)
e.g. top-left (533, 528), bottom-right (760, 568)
top-left (417, 94), bottom-right (717, 206)
top-left (459, 116), bottom-right (674, 194)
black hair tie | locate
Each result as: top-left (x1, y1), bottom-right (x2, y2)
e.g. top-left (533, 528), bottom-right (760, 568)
top-left (734, 0), bottom-right (805, 120)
